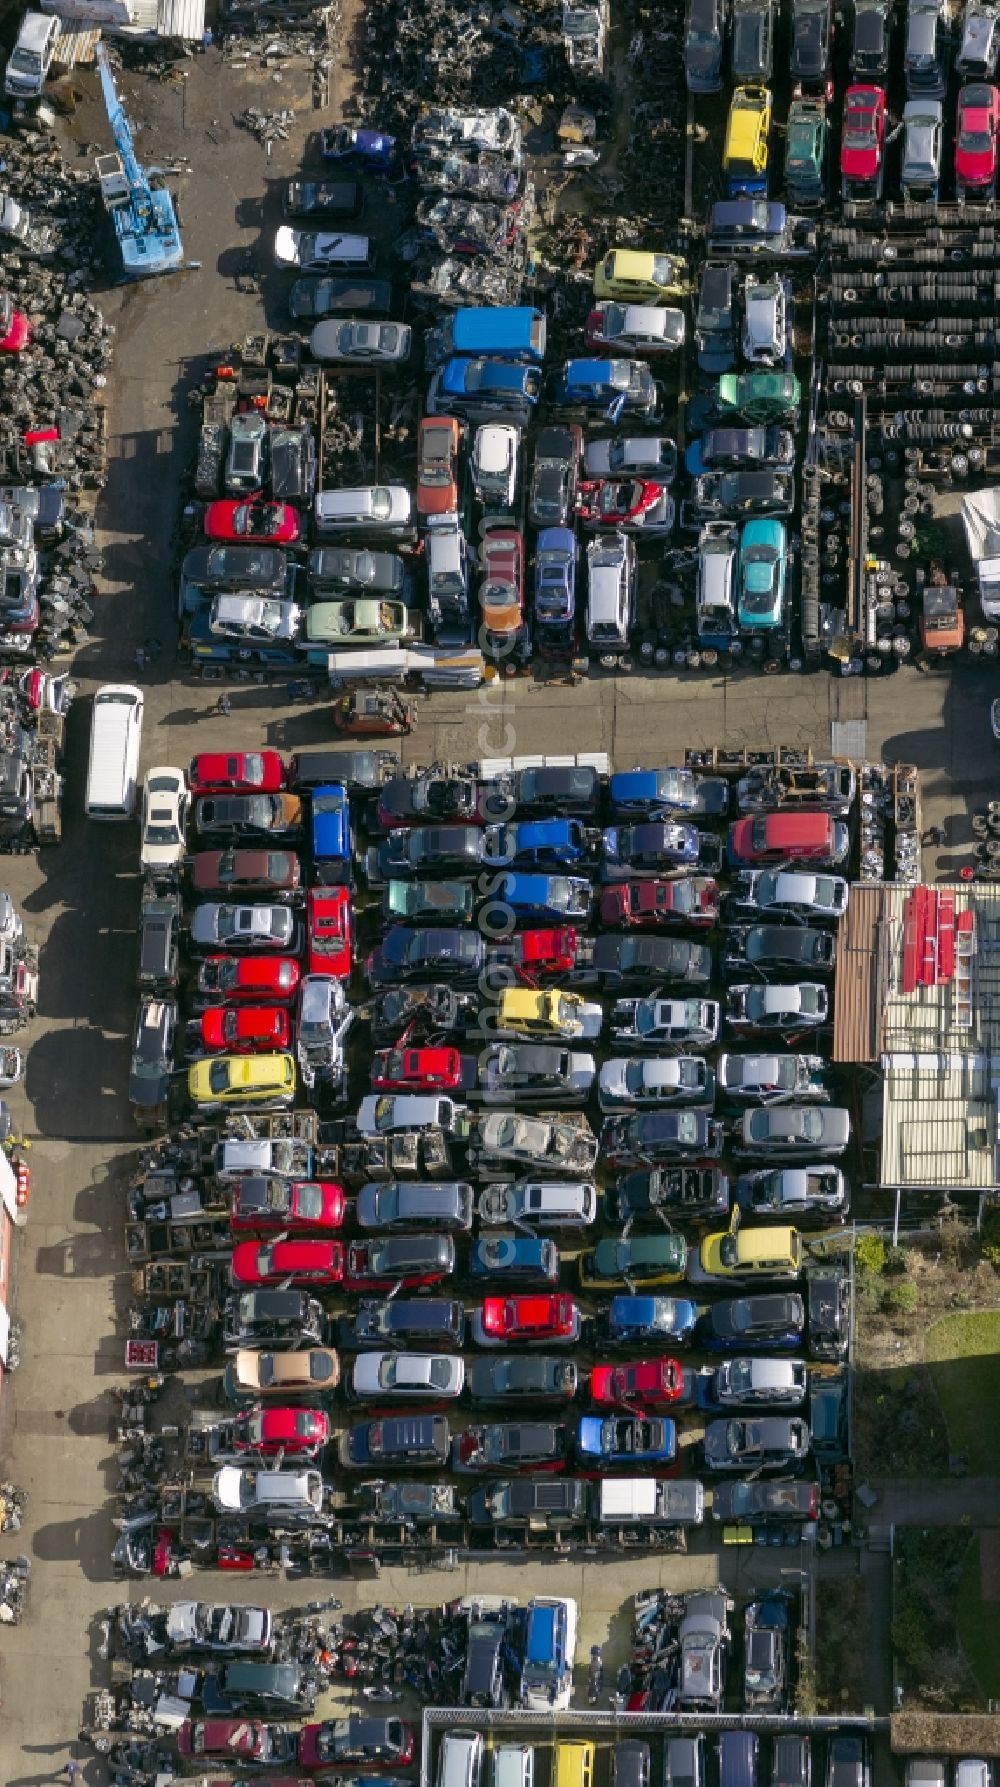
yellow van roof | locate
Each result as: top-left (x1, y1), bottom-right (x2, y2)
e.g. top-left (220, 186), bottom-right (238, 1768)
top-left (499, 988), bottom-right (547, 1019)
top-left (605, 248), bottom-right (660, 279)
top-left (735, 1225), bottom-right (799, 1262)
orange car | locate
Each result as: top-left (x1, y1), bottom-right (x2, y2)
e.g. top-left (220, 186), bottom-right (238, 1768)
top-left (416, 415), bottom-right (461, 516)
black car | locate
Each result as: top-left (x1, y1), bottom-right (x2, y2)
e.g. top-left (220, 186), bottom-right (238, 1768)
top-left (468, 1477), bottom-right (588, 1526)
top-left (695, 263), bottom-right (738, 378)
top-left (192, 795), bottom-right (301, 841)
top-left (375, 775), bottom-right (481, 829)
top-left (479, 1043), bottom-right (592, 1105)
top-left (137, 891), bottom-right (181, 994)
top-left (283, 177), bottom-right (363, 219)
top-left (691, 468), bottom-right (795, 519)
top-left (181, 543), bottom-right (291, 594)
top-left (452, 1420), bottom-right (570, 1472)
top-left (467, 1355), bottom-right (578, 1405)
top-left (613, 1742), bottom-right (652, 1787)
top-left (514, 764), bottom-right (601, 817)
top-left (203, 1662), bottom-right (315, 1716)
top-left (529, 425), bottom-right (582, 527)
top-left (288, 276), bottom-right (393, 321)
top-left (806, 1264), bottom-right (850, 1361)
top-left (592, 935), bottom-right (713, 991)
top-left (367, 927), bottom-right (484, 988)
top-left (851, 0), bottom-right (890, 73)
top-left (369, 824), bottom-right (485, 881)
top-left (602, 1110), bottom-right (724, 1165)
top-left (732, 0), bottom-right (775, 78)
top-left (270, 426), bottom-right (317, 501)
top-left (773, 1736), bottom-right (812, 1787)
top-left (722, 925), bottom-right (836, 978)
top-left (338, 1412), bottom-right (451, 1468)
top-left (700, 1292), bottom-right (807, 1351)
top-left (344, 1233), bottom-right (457, 1291)
top-left (129, 996), bottom-right (177, 1123)
top-left (825, 1737), bottom-right (870, 1787)
top-left (309, 546), bottom-right (410, 595)
top-left (790, 0), bottom-right (833, 82)
top-left (604, 1166), bottom-right (730, 1224)
top-left (222, 1289), bottom-right (325, 1352)
top-left (340, 1297), bottom-right (466, 1350)
top-left (463, 1614), bottom-right (508, 1707)
top-left (697, 426), bottom-right (796, 470)
top-left (684, 0), bottom-right (726, 89)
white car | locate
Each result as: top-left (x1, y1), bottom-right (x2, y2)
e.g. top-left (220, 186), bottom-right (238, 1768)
top-left (349, 1350), bottom-right (465, 1400)
top-left (190, 904), bottom-right (297, 953)
top-left (355, 1093), bottom-right (461, 1136)
top-left (273, 227), bottom-right (372, 270)
top-left (599, 1054), bottom-right (713, 1111)
top-left (730, 869), bottom-right (849, 921)
top-left (589, 302), bottom-right (686, 356)
top-left (472, 423), bottom-right (519, 508)
top-left (477, 1179), bottom-right (598, 1227)
top-left (211, 1467), bottom-right (324, 1518)
top-left (140, 766), bottom-right (189, 873)
top-left (208, 593), bottom-right (300, 643)
top-left (716, 1052), bottom-right (828, 1102)
top-left (704, 1357), bottom-right (808, 1408)
top-left (165, 1600), bottom-right (273, 1654)
top-left (726, 983), bottom-right (829, 1031)
top-left (309, 318), bottom-right (412, 363)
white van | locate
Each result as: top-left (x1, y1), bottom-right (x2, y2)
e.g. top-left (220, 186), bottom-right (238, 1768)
top-left (313, 485), bottom-right (415, 540)
top-left (85, 684), bottom-right (143, 820)
top-left (438, 1732), bottom-right (484, 1787)
top-left (4, 12), bottom-right (60, 99)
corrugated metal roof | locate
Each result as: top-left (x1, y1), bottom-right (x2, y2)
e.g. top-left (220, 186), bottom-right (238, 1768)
top-left (157, 0), bottom-right (204, 39)
top-left (52, 23), bottom-right (101, 63)
top-left (880, 1056), bottom-right (997, 1189)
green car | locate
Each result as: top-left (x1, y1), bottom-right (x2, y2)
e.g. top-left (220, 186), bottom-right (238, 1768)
top-left (784, 97), bottom-right (827, 210)
top-left (382, 877), bottom-right (476, 924)
top-left (303, 597), bottom-right (416, 647)
top-left (579, 1232), bottom-right (688, 1289)
top-left (737, 517), bottom-right (787, 631)
top-left (716, 371), bottom-right (801, 423)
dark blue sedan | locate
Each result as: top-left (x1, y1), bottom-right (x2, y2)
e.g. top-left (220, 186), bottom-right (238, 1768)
top-left (698, 1293), bottom-right (806, 1351)
top-left (605, 1294), bottom-right (699, 1347)
top-left (484, 819), bottom-right (593, 869)
top-left (601, 822), bottom-right (703, 879)
top-left (534, 527), bottom-right (577, 653)
top-left (576, 1413), bottom-right (677, 1466)
top-left (608, 769), bottom-right (729, 819)
top-left (469, 1232), bottom-right (561, 1285)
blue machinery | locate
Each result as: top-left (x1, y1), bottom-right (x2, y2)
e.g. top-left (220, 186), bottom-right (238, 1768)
top-left (94, 44), bottom-right (184, 279)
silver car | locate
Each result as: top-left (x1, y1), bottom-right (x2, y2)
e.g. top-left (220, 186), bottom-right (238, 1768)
top-left (583, 434), bottom-right (678, 485)
top-left (208, 593), bottom-right (300, 643)
top-left (733, 1104), bottom-right (850, 1157)
top-left (741, 275), bottom-right (788, 366)
top-left (349, 1350), bottom-right (465, 1399)
top-left (189, 903), bottom-right (296, 952)
top-left (309, 318), bottom-right (412, 363)
top-left (901, 98), bottom-right (943, 198)
top-left (225, 412), bottom-right (267, 494)
top-left (598, 1055), bottom-right (714, 1111)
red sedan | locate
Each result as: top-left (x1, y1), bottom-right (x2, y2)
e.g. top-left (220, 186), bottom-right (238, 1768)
top-left (343, 1236), bottom-right (454, 1293)
top-left (204, 498), bottom-right (300, 544)
top-left (188, 750), bottom-right (286, 796)
top-left (840, 84), bottom-right (886, 200)
top-left (502, 927), bottom-right (580, 977)
top-left (230, 1177), bottom-right (346, 1234)
top-left (195, 954), bottom-right (300, 1003)
top-left (200, 1005), bottom-right (291, 1053)
top-left (600, 877), bottom-right (721, 930)
top-left (590, 1358), bottom-right (686, 1409)
top-left (230, 1405), bottom-right (331, 1457)
top-left (0, 295), bottom-right (29, 353)
top-left (230, 1238), bottom-right (344, 1288)
top-left (956, 81), bottom-right (1000, 195)
top-left (371, 1045), bottom-right (463, 1091)
top-left (177, 1718), bottom-right (297, 1766)
top-left (475, 1293), bottom-right (581, 1346)
top-left (577, 479), bottom-right (664, 528)
top-left (306, 887), bottom-right (352, 979)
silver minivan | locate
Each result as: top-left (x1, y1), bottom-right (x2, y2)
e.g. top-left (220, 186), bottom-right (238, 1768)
top-left (585, 531), bottom-right (637, 654)
top-left (901, 98), bottom-right (944, 198)
top-left (313, 485), bottom-right (415, 539)
top-left (696, 522), bottom-right (738, 640)
top-left (438, 1730), bottom-right (485, 1787)
top-left (4, 12), bottom-right (60, 98)
top-left (495, 1747), bottom-right (534, 1787)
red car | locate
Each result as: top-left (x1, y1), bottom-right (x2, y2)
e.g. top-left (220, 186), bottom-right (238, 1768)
top-left (195, 954), bottom-right (301, 1003)
top-left (416, 415), bottom-right (461, 517)
top-left (199, 1005), bottom-right (292, 1053)
top-left (230, 1238), bottom-right (344, 1288)
top-left (496, 927), bottom-right (581, 978)
top-left (189, 750), bottom-right (286, 796)
top-left (371, 1045), bottom-right (463, 1090)
top-left (600, 877), bottom-right (721, 930)
top-left (204, 499), bottom-right (300, 544)
top-left (590, 1358), bottom-right (686, 1409)
top-left (230, 1404), bottom-right (331, 1457)
top-left (479, 525), bottom-right (527, 658)
top-left (840, 84), bottom-right (886, 200)
top-left (298, 1715), bottom-right (416, 1771)
top-left (727, 811), bottom-right (847, 868)
top-left (475, 1293), bottom-right (581, 1346)
top-left (230, 1177), bottom-right (346, 1234)
top-left (577, 478), bottom-right (664, 528)
top-left (0, 294), bottom-right (30, 353)
top-left (344, 1235), bottom-right (455, 1293)
top-left (306, 887), bottom-right (352, 979)
top-left (956, 81), bottom-right (1000, 195)
top-left (177, 1718), bottom-right (298, 1766)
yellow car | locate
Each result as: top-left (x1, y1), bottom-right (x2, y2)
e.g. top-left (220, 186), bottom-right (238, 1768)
top-left (187, 1052), bottom-right (297, 1111)
top-left (723, 85), bottom-right (772, 193)
top-left (593, 247), bottom-right (689, 303)
top-left (697, 1224), bottom-right (801, 1283)
top-left (496, 987), bottom-right (602, 1041)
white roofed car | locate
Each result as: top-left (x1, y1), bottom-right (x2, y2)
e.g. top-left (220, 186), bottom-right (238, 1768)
top-left (583, 435), bottom-right (678, 485)
top-left (598, 1055), bottom-right (715, 1111)
top-left (273, 227), bottom-right (372, 270)
top-left (349, 1350), bottom-right (465, 1400)
top-left (165, 1601), bottom-right (274, 1654)
top-left (189, 904), bottom-right (296, 953)
top-left (701, 1356), bottom-right (808, 1409)
top-left (735, 1163), bottom-right (849, 1219)
top-left (211, 1466), bottom-right (324, 1518)
top-left (587, 302), bottom-right (686, 356)
top-left (140, 766), bottom-right (189, 872)
top-left (717, 1052), bottom-right (828, 1102)
top-left (209, 593), bottom-right (300, 643)
top-left (730, 868), bottom-right (850, 921)
top-left (355, 1093), bottom-right (460, 1136)
top-left (725, 983), bottom-right (828, 1030)
top-left (309, 319), bottom-right (412, 363)
top-left (478, 1179), bottom-right (598, 1227)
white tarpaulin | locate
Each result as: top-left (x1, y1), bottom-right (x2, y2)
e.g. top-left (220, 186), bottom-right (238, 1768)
top-left (962, 490), bottom-right (1000, 619)
top-left (0, 1153), bottom-right (18, 1227)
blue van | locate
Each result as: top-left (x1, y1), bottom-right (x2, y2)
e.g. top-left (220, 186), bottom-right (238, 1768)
top-left (427, 358), bottom-right (542, 425)
top-left (485, 819), bottom-right (592, 869)
top-left (311, 782), bottom-right (353, 885)
top-left (718, 1733), bottom-right (759, 1787)
top-left (426, 305), bottom-right (547, 370)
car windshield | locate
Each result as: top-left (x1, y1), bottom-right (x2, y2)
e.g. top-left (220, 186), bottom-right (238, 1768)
top-left (210, 1060), bottom-right (234, 1093)
top-left (961, 126), bottom-right (994, 149)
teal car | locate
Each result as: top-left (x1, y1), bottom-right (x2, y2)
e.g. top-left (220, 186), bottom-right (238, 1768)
top-left (716, 372), bottom-right (801, 423)
top-left (784, 97), bottom-right (827, 210)
top-left (738, 518), bottom-right (787, 631)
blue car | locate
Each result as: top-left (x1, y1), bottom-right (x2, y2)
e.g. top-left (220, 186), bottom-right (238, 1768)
top-left (321, 125), bottom-right (397, 169)
top-left (469, 1233), bottom-right (561, 1284)
top-left (534, 527), bottom-right (577, 652)
top-left (485, 819), bottom-right (593, 869)
top-left (497, 872), bottom-right (594, 923)
top-left (605, 1294), bottom-right (698, 1347)
top-left (699, 1293), bottom-right (807, 1352)
top-left (601, 822), bottom-right (701, 878)
top-left (576, 1413), bottom-right (677, 1467)
top-left (427, 357), bottom-right (542, 422)
top-left (738, 517), bottom-right (787, 631)
top-left (311, 783), bottom-right (353, 887)
top-left (609, 769), bottom-right (729, 820)
top-left (548, 358), bottom-right (659, 420)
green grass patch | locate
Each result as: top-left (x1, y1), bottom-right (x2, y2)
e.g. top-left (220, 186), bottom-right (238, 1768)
top-left (957, 1536), bottom-right (1000, 1701)
top-left (925, 1311), bottom-right (1000, 1474)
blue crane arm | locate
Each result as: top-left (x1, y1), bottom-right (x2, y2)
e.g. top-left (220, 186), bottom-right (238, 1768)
top-left (95, 43), bottom-right (146, 195)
